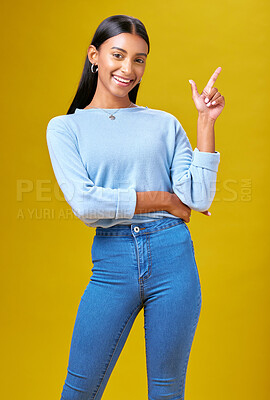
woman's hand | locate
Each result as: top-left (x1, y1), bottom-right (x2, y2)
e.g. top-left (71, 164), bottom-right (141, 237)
top-left (189, 67), bottom-right (225, 122)
top-left (166, 193), bottom-right (211, 223)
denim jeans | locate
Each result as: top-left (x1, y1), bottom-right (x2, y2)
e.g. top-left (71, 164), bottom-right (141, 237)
top-left (60, 217), bottom-right (202, 400)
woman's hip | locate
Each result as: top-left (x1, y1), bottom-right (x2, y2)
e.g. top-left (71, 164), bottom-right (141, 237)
top-left (90, 217), bottom-right (201, 304)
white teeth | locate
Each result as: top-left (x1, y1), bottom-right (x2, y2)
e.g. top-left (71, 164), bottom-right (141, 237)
top-left (113, 76), bottom-right (131, 83)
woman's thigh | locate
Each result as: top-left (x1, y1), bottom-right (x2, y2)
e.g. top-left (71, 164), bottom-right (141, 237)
top-left (142, 222), bottom-right (202, 400)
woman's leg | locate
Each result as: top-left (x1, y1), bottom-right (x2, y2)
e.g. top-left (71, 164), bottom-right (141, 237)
top-left (60, 218), bottom-right (201, 399)
top-left (60, 234), bottom-right (143, 400)
top-left (141, 222), bottom-right (202, 400)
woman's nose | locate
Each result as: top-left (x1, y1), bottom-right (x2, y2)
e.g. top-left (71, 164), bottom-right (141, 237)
top-left (120, 59), bottom-right (132, 74)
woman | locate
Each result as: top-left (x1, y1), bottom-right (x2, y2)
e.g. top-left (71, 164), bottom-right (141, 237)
top-left (46, 14), bottom-right (225, 400)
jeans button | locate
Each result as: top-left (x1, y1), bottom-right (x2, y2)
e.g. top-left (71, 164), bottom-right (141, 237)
top-left (134, 226), bottom-right (140, 233)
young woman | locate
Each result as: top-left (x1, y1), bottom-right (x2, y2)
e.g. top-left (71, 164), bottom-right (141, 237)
top-left (46, 14), bottom-right (224, 400)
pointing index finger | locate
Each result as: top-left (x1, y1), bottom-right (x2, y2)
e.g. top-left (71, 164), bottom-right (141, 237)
top-left (204, 67), bottom-right (222, 94)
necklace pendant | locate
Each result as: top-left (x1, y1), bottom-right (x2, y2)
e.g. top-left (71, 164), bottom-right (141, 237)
top-left (109, 115), bottom-right (115, 120)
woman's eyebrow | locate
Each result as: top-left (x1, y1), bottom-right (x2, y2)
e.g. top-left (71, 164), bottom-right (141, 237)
top-left (110, 46), bottom-right (147, 57)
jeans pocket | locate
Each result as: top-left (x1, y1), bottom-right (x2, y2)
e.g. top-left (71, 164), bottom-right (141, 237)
top-left (182, 224), bottom-right (201, 284)
top-left (91, 235), bottom-right (102, 264)
top-left (190, 238), bottom-right (195, 258)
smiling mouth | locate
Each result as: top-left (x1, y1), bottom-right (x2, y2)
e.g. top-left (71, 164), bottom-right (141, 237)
top-left (112, 75), bottom-right (134, 85)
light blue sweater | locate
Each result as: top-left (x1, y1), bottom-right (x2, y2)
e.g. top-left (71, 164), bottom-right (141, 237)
top-left (46, 105), bottom-right (220, 228)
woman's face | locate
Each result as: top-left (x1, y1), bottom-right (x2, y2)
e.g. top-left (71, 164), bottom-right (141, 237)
top-left (88, 33), bottom-right (148, 99)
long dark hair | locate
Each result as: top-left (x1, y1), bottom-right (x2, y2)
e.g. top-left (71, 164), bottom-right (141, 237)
top-left (67, 15), bottom-right (150, 115)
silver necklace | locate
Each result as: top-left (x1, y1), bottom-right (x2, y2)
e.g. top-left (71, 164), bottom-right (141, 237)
top-left (87, 101), bottom-right (134, 120)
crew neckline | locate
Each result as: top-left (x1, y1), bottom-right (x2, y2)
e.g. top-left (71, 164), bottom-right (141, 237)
top-left (75, 105), bottom-right (148, 113)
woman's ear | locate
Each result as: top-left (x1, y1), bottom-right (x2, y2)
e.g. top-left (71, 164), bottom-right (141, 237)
top-left (87, 45), bottom-right (98, 64)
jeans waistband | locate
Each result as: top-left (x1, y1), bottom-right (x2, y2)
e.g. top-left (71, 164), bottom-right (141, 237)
top-left (95, 217), bottom-right (185, 237)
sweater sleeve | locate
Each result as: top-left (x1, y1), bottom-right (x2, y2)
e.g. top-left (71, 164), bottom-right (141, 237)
top-left (170, 118), bottom-right (220, 212)
top-left (46, 117), bottom-right (137, 224)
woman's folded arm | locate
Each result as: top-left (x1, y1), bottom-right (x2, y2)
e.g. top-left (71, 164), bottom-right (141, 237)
top-left (46, 117), bottom-right (137, 224)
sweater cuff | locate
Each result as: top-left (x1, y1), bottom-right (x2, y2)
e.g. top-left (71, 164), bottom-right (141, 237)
top-left (192, 147), bottom-right (221, 172)
top-left (115, 188), bottom-right (137, 219)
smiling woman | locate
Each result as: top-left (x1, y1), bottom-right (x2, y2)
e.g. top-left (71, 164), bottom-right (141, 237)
top-left (46, 13), bottom-right (222, 400)
top-left (66, 15), bottom-right (150, 113)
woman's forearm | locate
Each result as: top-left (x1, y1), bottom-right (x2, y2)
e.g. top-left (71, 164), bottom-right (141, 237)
top-left (134, 191), bottom-right (170, 214)
top-left (196, 113), bottom-right (216, 153)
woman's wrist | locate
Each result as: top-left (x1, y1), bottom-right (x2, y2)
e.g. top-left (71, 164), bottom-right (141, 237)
top-left (197, 112), bottom-right (216, 152)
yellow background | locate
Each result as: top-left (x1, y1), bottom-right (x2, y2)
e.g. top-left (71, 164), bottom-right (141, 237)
top-left (2, 0), bottom-right (269, 399)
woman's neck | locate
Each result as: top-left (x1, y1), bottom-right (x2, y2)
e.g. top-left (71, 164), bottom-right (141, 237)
top-left (84, 101), bottom-right (137, 109)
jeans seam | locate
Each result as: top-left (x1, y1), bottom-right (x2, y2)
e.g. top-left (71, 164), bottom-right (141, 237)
top-left (178, 300), bottom-right (201, 399)
top-left (183, 225), bottom-right (201, 298)
top-left (140, 221), bottom-right (184, 235)
top-left (132, 234), bottom-right (145, 304)
top-left (142, 234), bottom-right (152, 280)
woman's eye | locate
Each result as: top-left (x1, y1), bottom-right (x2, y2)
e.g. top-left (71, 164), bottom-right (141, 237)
top-left (112, 53), bottom-right (144, 63)
top-left (113, 53), bottom-right (122, 58)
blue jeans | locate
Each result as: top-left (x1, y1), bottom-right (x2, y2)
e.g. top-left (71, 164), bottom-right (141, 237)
top-left (60, 217), bottom-right (202, 400)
